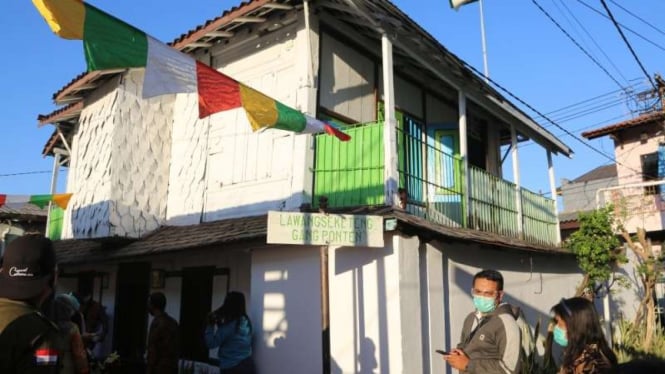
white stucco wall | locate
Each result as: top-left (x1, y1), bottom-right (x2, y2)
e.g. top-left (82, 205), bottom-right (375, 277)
top-left (63, 70), bottom-right (172, 239)
top-left (438, 240), bottom-right (582, 361)
top-left (328, 234), bottom-right (408, 373)
top-left (325, 233), bottom-right (580, 374)
top-left (250, 245), bottom-right (322, 374)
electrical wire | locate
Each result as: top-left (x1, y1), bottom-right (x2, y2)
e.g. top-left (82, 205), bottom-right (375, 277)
top-left (531, 0), bottom-right (631, 95)
top-left (608, 0), bottom-right (665, 38)
top-left (576, 0), bottom-right (665, 53)
top-left (598, 0), bottom-right (656, 90)
top-left (555, 0), bottom-right (631, 86)
top-left (0, 169), bottom-right (67, 178)
top-left (534, 80), bottom-right (643, 118)
top-left (460, 59), bottom-right (654, 180)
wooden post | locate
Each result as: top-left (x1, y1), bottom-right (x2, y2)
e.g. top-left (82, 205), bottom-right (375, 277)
top-left (382, 33), bottom-right (398, 206)
top-left (320, 244), bottom-right (330, 374)
top-left (511, 124), bottom-right (523, 237)
top-left (319, 197), bottom-right (330, 374)
top-left (458, 90), bottom-right (470, 225)
top-left (547, 150), bottom-right (561, 244)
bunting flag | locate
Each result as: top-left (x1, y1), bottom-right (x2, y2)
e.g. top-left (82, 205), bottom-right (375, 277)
top-left (32, 0), bottom-right (351, 141)
top-left (0, 194), bottom-right (73, 210)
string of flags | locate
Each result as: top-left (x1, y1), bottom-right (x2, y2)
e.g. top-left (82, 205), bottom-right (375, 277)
top-left (32, 0), bottom-right (351, 141)
top-left (0, 194), bottom-right (72, 210)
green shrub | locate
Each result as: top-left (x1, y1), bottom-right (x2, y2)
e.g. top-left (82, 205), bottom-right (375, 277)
top-left (614, 319), bottom-right (665, 362)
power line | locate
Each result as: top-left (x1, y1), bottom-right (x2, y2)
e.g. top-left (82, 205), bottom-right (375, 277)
top-left (0, 169), bottom-right (67, 178)
top-left (535, 80), bottom-right (643, 118)
top-left (531, 0), bottom-right (630, 94)
top-left (520, 112), bottom-right (631, 150)
top-left (552, 97), bottom-right (627, 123)
top-left (576, 0), bottom-right (665, 53)
top-left (460, 59), bottom-right (653, 180)
top-left (554, 0), bottom-right (632, 86)
top-left (608, 0), bottom-right (665, 37)
top-left (599, 0), bottom-right (656, 90)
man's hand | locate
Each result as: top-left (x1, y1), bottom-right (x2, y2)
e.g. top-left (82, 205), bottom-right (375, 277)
top-left (442, 348), bottom-right (469, 371)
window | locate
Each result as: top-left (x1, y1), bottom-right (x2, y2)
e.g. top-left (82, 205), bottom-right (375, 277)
top-left (641, 152), bottom-right (659, 195)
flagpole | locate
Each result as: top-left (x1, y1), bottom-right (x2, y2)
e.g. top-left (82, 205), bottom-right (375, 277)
top-left (478, 0), bottom-right (489, 82)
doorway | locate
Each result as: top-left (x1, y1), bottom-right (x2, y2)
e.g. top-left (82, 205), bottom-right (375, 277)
top-left (113, 262), bottom-right (150, 372)
top-left (179, 266), bottom-right (215, 362)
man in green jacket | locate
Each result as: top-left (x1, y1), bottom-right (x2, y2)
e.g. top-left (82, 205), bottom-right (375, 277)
top-left (0, 235), bottom-right (60, 373)
top-left (443, 269), bottom-right (522, 374)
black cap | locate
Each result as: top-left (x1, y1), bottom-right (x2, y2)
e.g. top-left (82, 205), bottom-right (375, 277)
top-left (0, 235), bottom-right (56, 300)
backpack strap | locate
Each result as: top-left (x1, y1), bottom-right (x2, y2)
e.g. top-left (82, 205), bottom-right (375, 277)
top-left (0, 312), bottom-right (58, 371)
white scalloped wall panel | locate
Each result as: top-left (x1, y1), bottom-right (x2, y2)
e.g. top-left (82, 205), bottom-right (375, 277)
top-left (63, 71), bottom-right (172, 238)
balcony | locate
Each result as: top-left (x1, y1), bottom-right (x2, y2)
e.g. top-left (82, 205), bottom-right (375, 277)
top-left (313, 121), bottom-right (559, 247)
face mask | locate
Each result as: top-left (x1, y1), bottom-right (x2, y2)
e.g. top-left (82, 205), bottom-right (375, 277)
top-left (553, 325), bottom-right (568, 347)
top-left (473, 295), bottom-right (497, 313)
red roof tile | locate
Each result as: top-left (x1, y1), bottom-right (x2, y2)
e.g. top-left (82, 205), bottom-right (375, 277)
top-left (582, 111), bottom-right (665, 140)
top-left (37, 102), bottom-right (83, 127)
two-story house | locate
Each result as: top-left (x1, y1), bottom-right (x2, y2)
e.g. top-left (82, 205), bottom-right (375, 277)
top-left (36, 1), bottom-right (581, 372)
top-left (582, 110), bottom-right (665, 327)
top-left (583, 111), bottom-right (665, 236)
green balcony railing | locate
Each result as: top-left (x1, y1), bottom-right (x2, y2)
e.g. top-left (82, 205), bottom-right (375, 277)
top-left (468, 165), bottom-right (520, 238)
top-left (313, 120), bottom-right (559, 247)
top-left (521, 188), bottom-right (558, 246)
top-left (313, 122), bottom-right (385, 208)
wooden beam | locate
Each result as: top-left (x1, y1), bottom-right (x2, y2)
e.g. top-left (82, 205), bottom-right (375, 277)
top-left (234, 16), bottom-right (267, 23)
top-left (206, 30), bottom-right (234, 38)
top-left (262, 2), bottom-right (294, 10)
top-left (186, 42), bottom-right (213, 48)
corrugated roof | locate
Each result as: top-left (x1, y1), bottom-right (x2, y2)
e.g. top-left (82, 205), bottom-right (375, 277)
top-left (54, 215), bottom-right (267, 264)
top-left (582, 111), bottom-right (665, 140)
top-left (558, 211), bottom-right (579, 224)
top-left (54, 208), bottom-right (570, 264)
top-left (571, 164), bottom-right (617, 183)
top-left (0, 205), bottom-right (48, 221)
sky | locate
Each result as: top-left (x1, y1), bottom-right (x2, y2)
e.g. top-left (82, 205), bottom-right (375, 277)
top-left (2, 0), bottom-right (664, 211)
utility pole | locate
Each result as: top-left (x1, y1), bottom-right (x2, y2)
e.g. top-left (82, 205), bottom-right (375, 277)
top-left (655, 74), bottom-right (665, 112)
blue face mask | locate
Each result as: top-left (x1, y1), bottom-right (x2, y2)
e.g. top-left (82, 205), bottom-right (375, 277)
top-left (553, 325), bottom-right (568, 347)
top-left (473, 295), bottom-right (497, 313)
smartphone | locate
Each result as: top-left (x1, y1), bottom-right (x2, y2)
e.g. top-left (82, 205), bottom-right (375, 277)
top-left (435, 349), bottom-right (450, 355)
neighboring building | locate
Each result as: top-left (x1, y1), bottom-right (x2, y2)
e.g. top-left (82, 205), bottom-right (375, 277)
top-left (0, 204), bottom-right (47, 256)
top-left (558, 164), bottom-right (618, 241)
top-left (37, 1), bottom-right (580, 373)
top-left (582, 110), bottom-right (665, 326)
top-left (583, 111), bottom-right (665, 236)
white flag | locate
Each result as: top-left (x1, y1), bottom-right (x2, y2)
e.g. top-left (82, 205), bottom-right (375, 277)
top-left (450, 0), bottom-right (479, 10)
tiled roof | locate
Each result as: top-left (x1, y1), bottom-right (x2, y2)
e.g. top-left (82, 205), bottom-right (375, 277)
top-left (571, 164), bottom-right (617, 183)
top-left (38, 102), bottom-right (83, 127)
top-left (582, 111), bottom-right (665, 140)
top-left (54, 208), bottom-right (570, 264)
